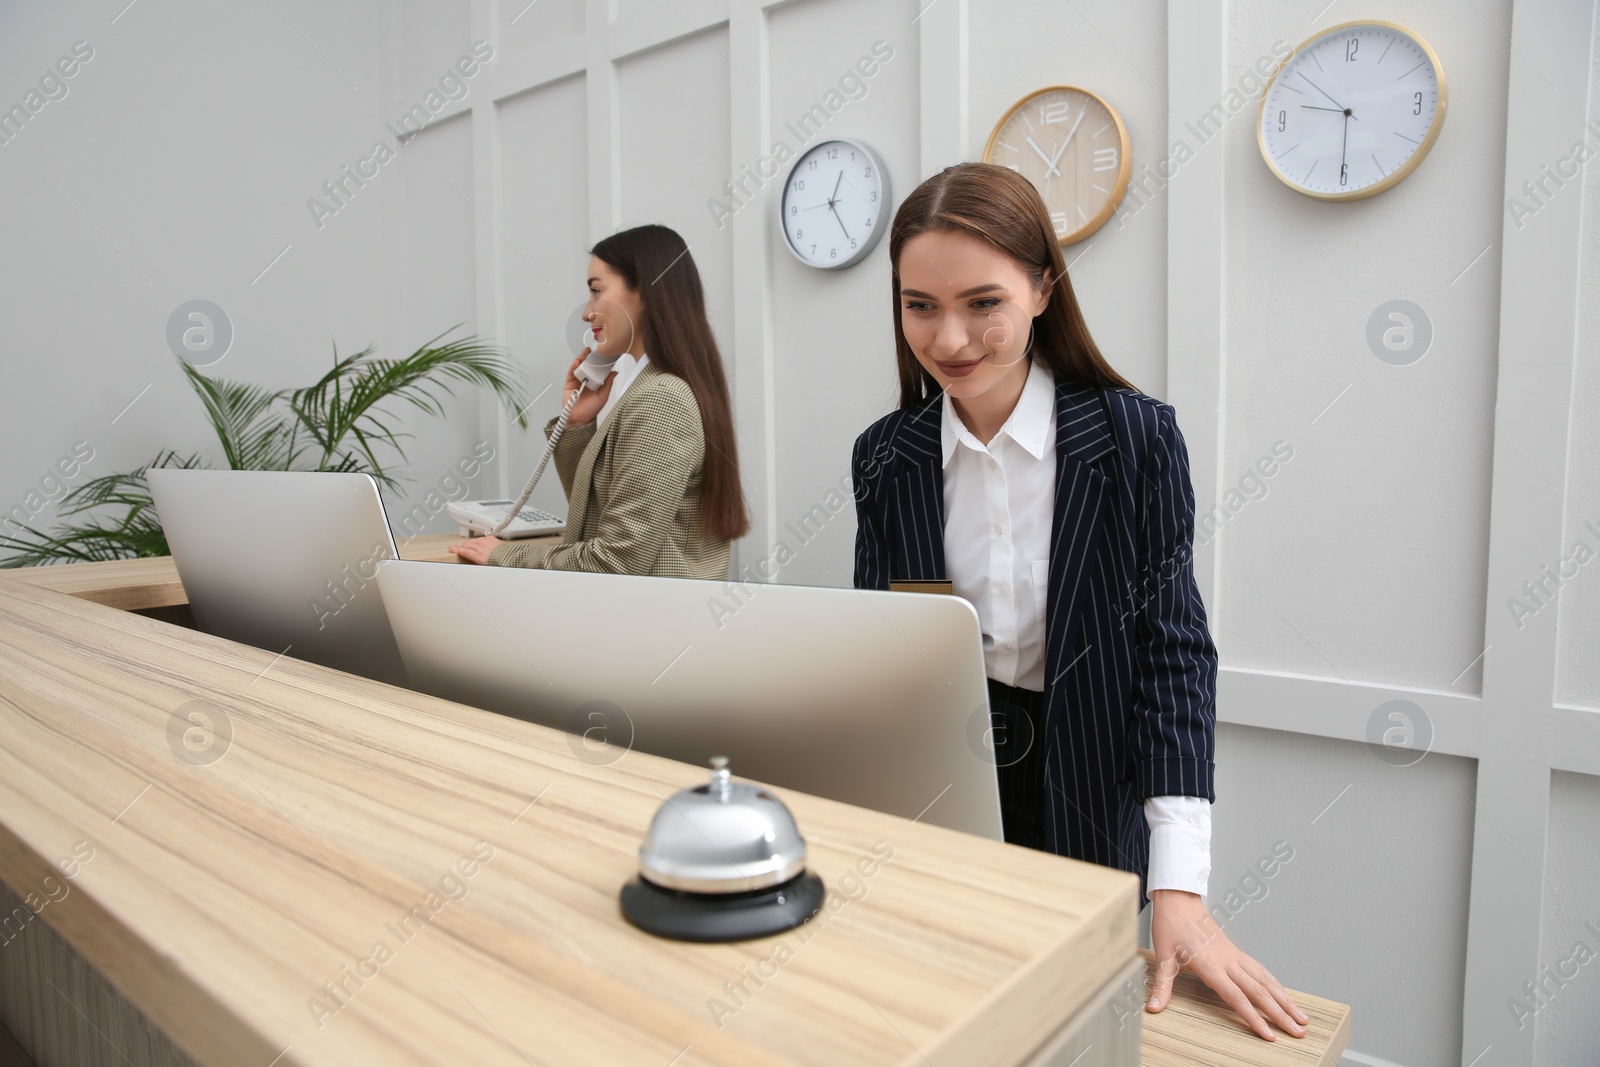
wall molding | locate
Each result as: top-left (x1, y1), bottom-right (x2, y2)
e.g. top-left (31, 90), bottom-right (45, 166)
top-left (1461, 1), bottom-right (1597, 1063)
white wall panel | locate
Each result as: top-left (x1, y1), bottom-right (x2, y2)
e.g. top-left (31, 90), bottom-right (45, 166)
top-left (394, 0), bottom-right (473, 108)
top-left (766, 0), bottom-right (920, 588)
top-left (1537, 771), bottom-right (1600, 1064)
top-left (1218, 2), bottom-right (1510, 694)
top-left (616, 27), bottom-right (735, 398)
top-left (492, 0), bottom-right (586, 95)
top-left (1555, 5), bottom-right (1600, 709)
top-left (496, 75), bottom-right (592, 518)
top-left (615, 0), bottom-right (726, 22)
top-left (383, 110), bottom-right (485, 532)
top-left (499, 0), bottom-right (585, 46)
top-left (1214, 724), bottom-right (1475, 1066)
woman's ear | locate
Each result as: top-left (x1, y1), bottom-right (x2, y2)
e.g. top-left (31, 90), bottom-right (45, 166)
top-left (1030, 277), bottom-right (1052, 318)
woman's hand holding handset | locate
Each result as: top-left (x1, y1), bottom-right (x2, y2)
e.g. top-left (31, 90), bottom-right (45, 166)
top-left (563, 348), bottom-right (618, 428)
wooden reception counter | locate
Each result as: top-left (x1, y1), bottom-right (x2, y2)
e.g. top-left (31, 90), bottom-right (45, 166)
top-left (0, 543), bottom-right (1349, 1066)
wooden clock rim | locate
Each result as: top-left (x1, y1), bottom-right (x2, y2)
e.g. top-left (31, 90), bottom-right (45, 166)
top-left (778, 136), bottom-right (891, 270)
top-left (981, 84), bottom-right (1133, 246)
top-left (1255, 19), bottom-right (1449, 202)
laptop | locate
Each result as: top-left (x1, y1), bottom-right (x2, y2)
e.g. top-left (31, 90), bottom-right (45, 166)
top-left (375, 559), bottom-right (1004, 840)
top-left (147, 469), bottom-right (408, 686)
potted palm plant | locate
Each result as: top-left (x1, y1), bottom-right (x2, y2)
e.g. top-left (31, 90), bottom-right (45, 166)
top-left (0, 327), bottom-right (531, 567)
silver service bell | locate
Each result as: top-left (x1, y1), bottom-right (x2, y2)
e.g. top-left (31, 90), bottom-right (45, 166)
top-left (619, 757), bottom-right (826, 942)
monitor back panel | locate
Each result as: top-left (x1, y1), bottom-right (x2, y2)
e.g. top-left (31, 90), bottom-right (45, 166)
top-left (148, 469), bottom-right (408, 687)
top-left (377, 559), bottom-right (1003, 839)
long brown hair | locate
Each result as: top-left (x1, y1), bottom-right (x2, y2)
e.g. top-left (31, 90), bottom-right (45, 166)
top-left (591, 224), bottom-right (749, 541)
top-left (888, 162), bottom-right (1136, 408)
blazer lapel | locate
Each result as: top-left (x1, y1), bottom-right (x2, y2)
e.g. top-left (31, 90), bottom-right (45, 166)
top-left (886, 396), bottom-right (946, 582)
top-left (879, 384), bottom-right (1117, 620)
top-left (1045, 382), bottom-right (1116, 682)
top-left (564, 364), bottom-right (659, 535)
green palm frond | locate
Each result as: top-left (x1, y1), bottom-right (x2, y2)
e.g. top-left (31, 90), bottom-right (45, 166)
top-left (59, 450), bottom-right (202, 517)
top-left (286, 328), bottom-right (529, 480)
top-left (1, 452), bottom-right (201, 567)
top-left (0, 517), bottom-right (171, 568)
top-left (179, 362), bottom-right (297, 472)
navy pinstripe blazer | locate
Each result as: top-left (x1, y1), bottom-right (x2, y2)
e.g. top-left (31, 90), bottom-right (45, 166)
top-left (851, 377), bottom-right (1217, 883)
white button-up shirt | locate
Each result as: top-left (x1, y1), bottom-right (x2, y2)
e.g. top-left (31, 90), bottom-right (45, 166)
top-left (940, 360), bottom-right (1211, 900)
top-left (942, 359), bottom-right (1056, 691)
top-left (595, 353), bottom-right (650, 427)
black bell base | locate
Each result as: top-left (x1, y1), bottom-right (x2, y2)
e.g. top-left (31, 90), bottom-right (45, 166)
top-left (619, 871), bottom-right (825, 943)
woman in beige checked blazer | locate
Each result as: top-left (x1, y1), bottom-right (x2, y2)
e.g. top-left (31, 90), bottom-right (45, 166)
top-left (449, 225), bottom-right (747, 579)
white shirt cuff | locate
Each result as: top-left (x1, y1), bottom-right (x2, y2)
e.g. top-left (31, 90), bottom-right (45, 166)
top-left (1144, 795), bottom-right (1211, 901)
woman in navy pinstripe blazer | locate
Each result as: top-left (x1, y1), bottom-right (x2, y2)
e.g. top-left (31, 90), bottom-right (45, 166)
top-left (851, 163), bottom-right (1307, 1041)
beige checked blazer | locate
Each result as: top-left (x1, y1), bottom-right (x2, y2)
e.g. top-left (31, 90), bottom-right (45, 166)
top-left (487, 363), bottom-right (731, 579)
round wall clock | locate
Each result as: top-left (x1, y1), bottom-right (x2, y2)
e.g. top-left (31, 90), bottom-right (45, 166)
top-left (1258, 21), bottom-right (1446, 200)
top-left (779, 138), bottom-right (890, 270)
top-left (981, 85), bottom-right (1132, 245)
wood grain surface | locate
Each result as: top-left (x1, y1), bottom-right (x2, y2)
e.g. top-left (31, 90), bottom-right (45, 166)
top-left (0, 533), bottom-right (480, 610)
top-left (1135, 949), bottom-right (1350, 1065)
top-left (0, 575), bottom-right (1139, 1066)
top-left (0, 547), bottom-right (1351, 1067)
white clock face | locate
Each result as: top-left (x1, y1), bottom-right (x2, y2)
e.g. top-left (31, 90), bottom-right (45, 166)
top-left (1260, 22), bottom-right (1445, 200)
top-left (983, 87), bottom-right (1130, 244)
top-left (780, 139), bottom-right (889, 270)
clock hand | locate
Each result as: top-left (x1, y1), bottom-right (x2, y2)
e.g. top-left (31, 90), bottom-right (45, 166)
top-left (1300, 105), bottom-right (1346, 113)
top-left (1048, 108), bottom-right (1086, 175)
top-left (828, 200), bottom-right (852, 241)
top-left (830, 170), bottom-right (842, 205)
top-left (1294, 70), bottom-right (1357, 118)
top-left (1025, 136), bottom-right (1058, 175)
top-left (1339, 109), bottom-right (1349, 185)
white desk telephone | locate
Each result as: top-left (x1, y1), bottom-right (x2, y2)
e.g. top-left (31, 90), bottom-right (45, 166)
top-left (446, 499), bottom-right (564, 539)
top-left (446, 349), bottom-right (623, 539)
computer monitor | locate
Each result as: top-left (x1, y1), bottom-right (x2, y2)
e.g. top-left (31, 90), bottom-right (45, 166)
top-left (147, 469), bottom-right (408, 687)
top-left (374, 559), bottom-right (1004, 840)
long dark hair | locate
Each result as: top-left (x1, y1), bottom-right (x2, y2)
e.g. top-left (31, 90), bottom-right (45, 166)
top-left (888, 163), bottom-right (1136, 408)
top-left (590, 224), bottom-right (749, 541)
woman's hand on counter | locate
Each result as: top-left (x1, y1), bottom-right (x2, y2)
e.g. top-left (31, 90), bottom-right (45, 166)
top-left (449, 536), bottom-right (503, 565)
top-left (1147, 888), bottom-right (1309, 1041)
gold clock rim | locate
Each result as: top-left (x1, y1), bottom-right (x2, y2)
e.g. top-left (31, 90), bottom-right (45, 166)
top-left (981, 84), bottom-right (1133, 245)
top-left (1255, 19), bottom-right (1448, 202)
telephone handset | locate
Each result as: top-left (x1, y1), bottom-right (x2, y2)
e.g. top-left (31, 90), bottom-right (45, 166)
top-left (572, 349), bottom-right (624, 390)
top-left (481, 349), bottom-right (622, 538)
